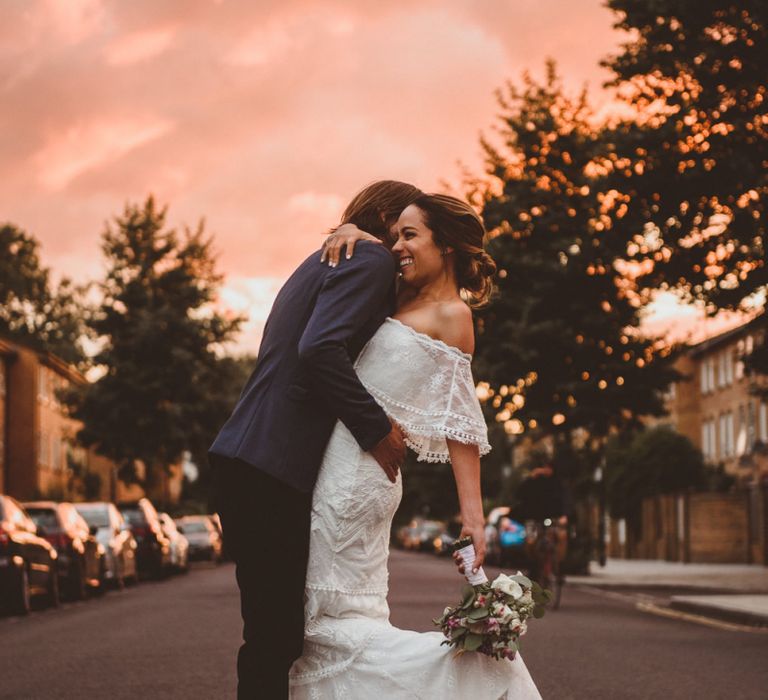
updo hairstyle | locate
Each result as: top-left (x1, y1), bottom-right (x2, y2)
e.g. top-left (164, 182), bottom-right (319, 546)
top-left (412, 193), bottom-right (496, 307)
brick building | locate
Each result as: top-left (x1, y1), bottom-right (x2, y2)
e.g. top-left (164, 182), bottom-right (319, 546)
top-left (0, 339), bottom-right (12, 494)
top-left (607, 318), bottom-right (768, 564)
top-left (660, 318), bottom-right (768, 484)
top-left (0, 336), bottom-right (181, 505)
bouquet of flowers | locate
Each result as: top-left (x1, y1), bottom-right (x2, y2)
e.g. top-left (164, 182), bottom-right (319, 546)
top-left (433, 537), bottom-right (550, 660)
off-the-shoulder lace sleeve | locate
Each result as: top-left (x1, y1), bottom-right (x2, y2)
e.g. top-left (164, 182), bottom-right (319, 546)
top-left (354, 318), bottom-right (491, 463)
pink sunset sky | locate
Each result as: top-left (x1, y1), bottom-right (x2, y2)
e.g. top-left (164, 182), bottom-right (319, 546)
top-left (0, 0), bottom-right (739, 352)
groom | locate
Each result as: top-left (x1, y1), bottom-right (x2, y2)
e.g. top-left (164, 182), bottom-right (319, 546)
top-left (209, 180), bottom-right (423, 699)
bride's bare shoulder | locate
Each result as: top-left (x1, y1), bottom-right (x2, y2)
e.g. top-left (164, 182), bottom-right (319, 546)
top-left (435, 301), bottom-right (474, 355)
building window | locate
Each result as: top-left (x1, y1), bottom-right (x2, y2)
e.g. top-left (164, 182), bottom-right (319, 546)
top-left (700, 358), bottom-right (717, 394)
top-left (703, 418), bottom-right (716, 460)
top-left (725, 349), bottom-right (734, 385)
top-left (736, 340), bottom-right (745, 380)
top-left (736, 405), bottom-right (747, 456)
top-left (747, 401), bottom-right (756, 449)
top-left (760, 403), bottom-right (768, 442)
top-left (714, 413), bottom-right (728, 459)
top-left (717, 352), bottom-right (733, 387)
top-left (726, 412), bottom-right (735, 457)
top-left (38, 431), bottom-right (47, 466)
top-left (718, 413), bottom-right (736, 458)
top-left (38, 366), bottom-right (50, 403)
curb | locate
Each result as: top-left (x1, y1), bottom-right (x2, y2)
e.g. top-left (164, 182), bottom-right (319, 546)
top-left (637, 601), bottom-right (768, 633)
top-left (668, 599), bottom-right (768, 628)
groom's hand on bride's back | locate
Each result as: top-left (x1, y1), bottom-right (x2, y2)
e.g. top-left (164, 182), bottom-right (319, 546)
top-left (370, 421), bottom-right (406, 483)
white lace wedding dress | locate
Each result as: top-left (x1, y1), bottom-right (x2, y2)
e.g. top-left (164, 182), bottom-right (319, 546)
top-left (289, 318), bottom-right (542, 699)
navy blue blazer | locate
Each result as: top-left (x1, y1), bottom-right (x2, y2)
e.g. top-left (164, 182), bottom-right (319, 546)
top-left (209, 242), bottom-right (395, 493)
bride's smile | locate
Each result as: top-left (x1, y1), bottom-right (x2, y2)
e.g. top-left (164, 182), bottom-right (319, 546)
top-left (391, 203), bottom-right (454, 288)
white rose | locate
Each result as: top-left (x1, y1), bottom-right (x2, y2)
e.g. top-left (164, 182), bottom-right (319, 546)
top-left (491, 602), bottom-right (515, 624)
top-left (491, 574), bottom-right (524, 600)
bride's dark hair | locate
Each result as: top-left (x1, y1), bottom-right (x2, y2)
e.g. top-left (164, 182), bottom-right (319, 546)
top-left (413, 193), bottom-right (496, 307)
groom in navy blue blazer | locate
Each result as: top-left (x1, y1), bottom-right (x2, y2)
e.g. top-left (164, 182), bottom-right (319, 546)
top-left (209, 181), bottom-right (422, 699)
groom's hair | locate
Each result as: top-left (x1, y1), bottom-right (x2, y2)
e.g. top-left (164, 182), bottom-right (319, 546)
top-left (340, 180), bottom-right (423, 243)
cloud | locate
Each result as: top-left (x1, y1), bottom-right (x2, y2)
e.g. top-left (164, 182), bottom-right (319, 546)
top-left (288, 192), bottom-right (345, 220)
top-left (105, 26), bottom-right (177, 65)
top-left (0, 0), bottom-right (655, 351)
top-left (224, 19), bottom-right (298, 67)
top-left (218, 275), bottom-right (284, 352)
top-left (33, 117), bottom-right (175, 191)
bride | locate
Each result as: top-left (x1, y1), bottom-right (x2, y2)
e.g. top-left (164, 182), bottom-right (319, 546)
top-left (289, 194), bottom-right (541, 699)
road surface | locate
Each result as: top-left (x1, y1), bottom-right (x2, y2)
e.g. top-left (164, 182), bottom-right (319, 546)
top-left (2, 552), bottom-right (767, 698)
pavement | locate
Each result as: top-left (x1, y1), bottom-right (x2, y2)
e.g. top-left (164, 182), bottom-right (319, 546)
top-left (3, 553), bottom-right (768, 699)
top-left (569, 558), bottom-right (768, 626)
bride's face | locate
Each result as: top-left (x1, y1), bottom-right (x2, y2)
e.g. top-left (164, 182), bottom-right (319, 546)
top-left (391, 205), bottom-right (447, 286)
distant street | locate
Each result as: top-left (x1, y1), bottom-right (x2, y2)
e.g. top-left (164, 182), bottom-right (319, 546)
top-left (2, 552), bottom-right (768, 699)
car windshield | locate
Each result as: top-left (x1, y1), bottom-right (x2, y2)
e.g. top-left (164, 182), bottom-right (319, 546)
top-left (75, 506), bottom-right (110, 528)
top-left (25, 509), bottom-right (59, 530)
top-left (181, 521), bottom-right (208, 534)
top-left (120, 507), bottom-right (146, 525)
top-left (421, 522), bottom-right (443, 536)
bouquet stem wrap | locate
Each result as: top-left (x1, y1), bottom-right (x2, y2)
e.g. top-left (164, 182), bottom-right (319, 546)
top-left (455, 541), bottom-right (488, 586)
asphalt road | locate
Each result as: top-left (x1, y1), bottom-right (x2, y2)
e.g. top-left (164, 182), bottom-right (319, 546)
top-left (2, 552), bottom-right (768, 699)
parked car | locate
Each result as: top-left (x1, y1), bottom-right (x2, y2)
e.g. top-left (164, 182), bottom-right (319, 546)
top-left (0, 495), bottom-right (59, 615)
top-left (24, 501), bottom-right (105, 600)
top-left (208, 512), bottom-right (230, 561)
top-left (74, 502), bottom-right (139, 588)
top-left (159, 513), bottom-right (189, 574)
top-left (176, 516), bottom-right (222, 563)
top-left (433, 520), bottom-right (463, 557)
top-left (117, 498), bottom-right (172, 579)
top-left (400, 519), bottom-right (446, 552)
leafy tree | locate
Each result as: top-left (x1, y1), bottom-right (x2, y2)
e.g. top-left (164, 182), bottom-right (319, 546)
top-left (601, 1), bottom-right (767, 312)
top-left (69, 197), bottom-right (244, 502)
top-left (184, 352), bottom-right (256, 506)
top-left (471, 63), bottom-right (681, 450)
top-left (605, 425), bottom-right (705, 520)
top-left (0, 223), bottom-right (87, 365)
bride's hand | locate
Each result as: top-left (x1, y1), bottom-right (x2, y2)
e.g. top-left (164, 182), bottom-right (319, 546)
top-left (454, 522), bottom-right (486, 574)
top-left (320, 223), bottom-right (382, 267)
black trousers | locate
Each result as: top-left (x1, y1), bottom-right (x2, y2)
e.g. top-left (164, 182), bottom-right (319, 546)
top-left (210, 454), bottom-right (312, 700)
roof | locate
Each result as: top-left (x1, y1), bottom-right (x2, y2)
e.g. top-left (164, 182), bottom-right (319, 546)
top-left (0, 335), bottom-right (85, 384)
top-left (22, 500), bottom-right (63, 510)
top-left (688, 314), bottom-right (764, 357)
top-left (0, 338), bottom-right (18, 359)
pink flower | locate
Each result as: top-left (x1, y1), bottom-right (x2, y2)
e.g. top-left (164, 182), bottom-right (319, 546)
top-left (485, 618), bottom-right (501, 634)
